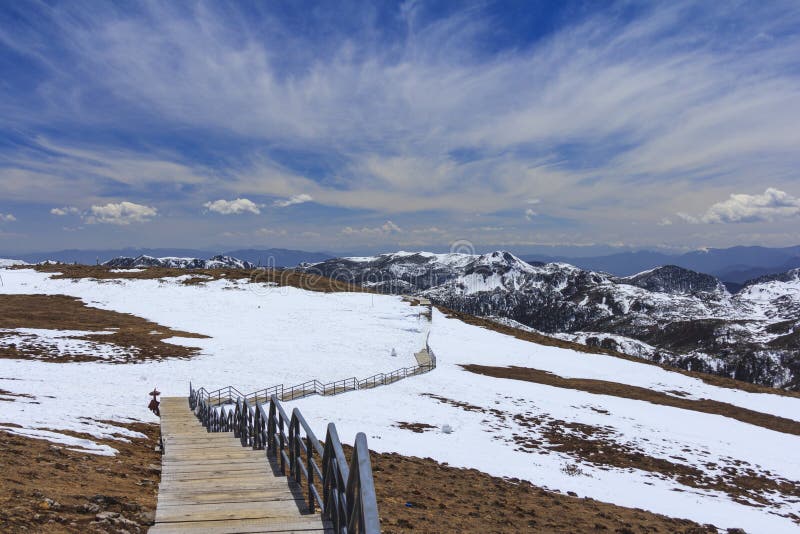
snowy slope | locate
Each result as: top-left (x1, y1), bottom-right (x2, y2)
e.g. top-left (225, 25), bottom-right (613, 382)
top-left (0, 258), bottom-right (28, 267)
top-left (0, 267), bottom-right (426, 448)
top-left (291, 309), bottom-right (800, 533)
top-left (303, 251), bottom-right (800, 389)
top-left (2, 265), bottom-right (800, 532)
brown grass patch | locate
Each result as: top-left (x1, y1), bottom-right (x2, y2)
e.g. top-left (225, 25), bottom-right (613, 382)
top-left (462, 364), bottom-right (800, 437)
top-left (0, 389), bottom-right (36, 402)
top-left (22, 263), bottom-right (368, 293)
top-left (0, 423), bottom-right (160, 533)
top-left (365, 450), bottom-right (719, 533)
top-left (395, 422), bottom-right (437, 433)
top-left (0, 294), bottom-right (206, 363)
top-left (440, 306), bottom-right (800, 399)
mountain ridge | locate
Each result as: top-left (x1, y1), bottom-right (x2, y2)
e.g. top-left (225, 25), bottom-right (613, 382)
top-left (300, 250), bottom-right (800, 390)
top-left (3, 247), bottom-right (333, 267)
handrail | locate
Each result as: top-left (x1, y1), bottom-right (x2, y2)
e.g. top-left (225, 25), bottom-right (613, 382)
top-left (189, 384), bottom-right (381, 533)
top-left (189, 339), bottom-right (437, 411)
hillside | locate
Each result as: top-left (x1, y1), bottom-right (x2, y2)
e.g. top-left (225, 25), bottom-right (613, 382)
top-left (1, 262), bottom-right (800, 532)
top-left (301, 251), bottom-right (800, 389)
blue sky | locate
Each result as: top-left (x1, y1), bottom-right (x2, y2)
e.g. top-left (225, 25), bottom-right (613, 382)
top-left (1, 0), bottom-right (799, 255)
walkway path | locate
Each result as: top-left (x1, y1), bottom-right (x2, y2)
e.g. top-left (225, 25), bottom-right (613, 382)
top-left (149, 397), bottom-right (331, 533)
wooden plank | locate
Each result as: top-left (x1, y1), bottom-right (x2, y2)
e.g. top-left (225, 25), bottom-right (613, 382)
top-left (160, 469), bottom-right (271, 482)
top-left (162, 444), bottom-right (255, 452)
top-left (155, 500), bottom-right (315, 523)
top-left (157, 490), bottom-right (302, 506)
top-left (162, 459), bottom-right (267, 469)
top-left (162, 452), bottom-right (263, 460)
top-left (149, 518), bottom-right (331, 533)
top-left (158, 482), bottom-right (293, 495)
top-left (162, 466), bottom-right (269, 476)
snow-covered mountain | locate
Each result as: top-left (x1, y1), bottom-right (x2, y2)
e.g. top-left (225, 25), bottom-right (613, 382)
top-left (104, 254), bottom-right (255, 270)
top-left (0, 259), bottom-right (29, 267)
top-left (301, 251), bottom-right (800, 389)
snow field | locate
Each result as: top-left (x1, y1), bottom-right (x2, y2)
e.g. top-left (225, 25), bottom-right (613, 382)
top-left (290, 309), bottom-right (800, 532)
top-left (0, 267), bottom-right (427, 449)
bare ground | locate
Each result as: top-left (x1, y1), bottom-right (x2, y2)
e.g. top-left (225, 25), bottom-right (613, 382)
top-left (0, 294), bottom-right (206, 363)
top-left (365, 449), bottom-right (718, 533)
top-left (0, 423), bottom-right (161, 533)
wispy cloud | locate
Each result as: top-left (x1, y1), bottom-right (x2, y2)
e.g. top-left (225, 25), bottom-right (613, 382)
top-left (0, 213), bottom-right (16, 222)
top-left (273, 194), bottom-right (312, 208)
top-left (1, 1), bottom-right (799, 250)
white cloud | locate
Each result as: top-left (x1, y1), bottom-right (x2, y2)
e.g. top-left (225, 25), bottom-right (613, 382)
top-left (658, 217), bottom-right (673, 226)
top-left (255, 227), bottom-right (287, 236)
top-left (204, 198), bottom-right (262, 215)
top-left (85, 202), bottom-right (157, 225)
top-left (273, 194), bottom-right (313, 208)
top-left (50, 206), bottom-right (80, 216)
top-left (525, 208), bottom-right (537, 221)
top-left (687, 188), bottom-right (800, 224)
top-left (342, 220), bottom-right (403, 236)
top-left (0, 213), bottom-right (16, 222)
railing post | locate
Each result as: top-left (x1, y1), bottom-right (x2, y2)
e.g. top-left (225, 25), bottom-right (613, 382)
top-left (253, 403), bottom-right (261, 450)
top-left (278, 411), bottom-right (286, 474)
top-left (294, 418), bottom-right (301, 485)
top-left (288, 415), bottom-right (296, 479)
top-left (268, 399), bottom-right (276, 457)
top-left (307, 435), bottom-right (315, 513)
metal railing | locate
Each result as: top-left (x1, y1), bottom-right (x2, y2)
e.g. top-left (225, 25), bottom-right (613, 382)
top-left (188, 386), bottom-right (380, 533)
top-left (191, 335), bottom-right (437, 409)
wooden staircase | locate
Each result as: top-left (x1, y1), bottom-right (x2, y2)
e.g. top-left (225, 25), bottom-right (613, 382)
top-left (149, 397), bottom-right (332, 533)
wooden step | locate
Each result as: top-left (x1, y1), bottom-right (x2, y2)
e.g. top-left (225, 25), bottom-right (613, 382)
top-left (151, 397), bottom-right (331, 533)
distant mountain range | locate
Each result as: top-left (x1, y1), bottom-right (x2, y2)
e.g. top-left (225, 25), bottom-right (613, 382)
top-left (5, 244), bottom-right (800, 284)
top-left (300, 251), bottom-right (800, 390)
top-left (104, 254), bottom-right (256, 270)
top-left (523, 245), bottom-right (800, 284)
top-left (2, 248), bottom-right (333, 268)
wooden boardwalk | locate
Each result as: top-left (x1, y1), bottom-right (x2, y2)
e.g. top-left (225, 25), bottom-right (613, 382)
top-left (150, 397), bottom-right (332, 534)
